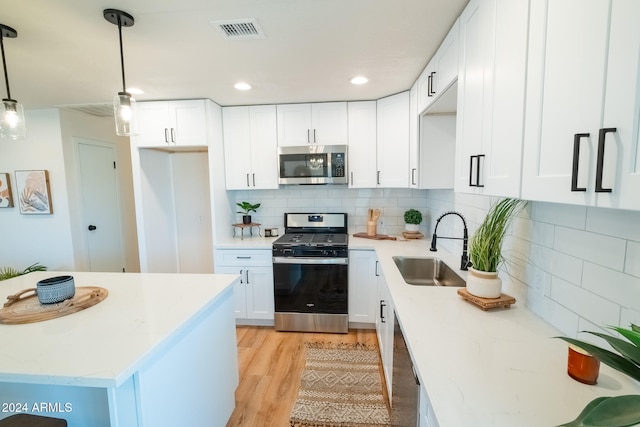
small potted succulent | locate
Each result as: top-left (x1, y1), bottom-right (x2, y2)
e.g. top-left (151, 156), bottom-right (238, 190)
top-left (554, 324), bottom-right (640, 427)
top-left (236, 201), bottom-right (261, 224)
top-left (403, 209), bottom-right (423, 233)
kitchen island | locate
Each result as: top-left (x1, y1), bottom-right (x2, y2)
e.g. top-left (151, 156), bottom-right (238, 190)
top-left (0, 271), bottom-right (239, 427)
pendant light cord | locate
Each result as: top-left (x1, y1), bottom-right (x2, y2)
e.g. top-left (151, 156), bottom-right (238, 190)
top-left (117, 15), bottom-right (127, 93)
top-left (0, 32), bottom-right (12, 100)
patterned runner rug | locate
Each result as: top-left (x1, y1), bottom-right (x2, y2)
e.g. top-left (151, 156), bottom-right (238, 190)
top-left (289, 342), bottom-right (391, 427)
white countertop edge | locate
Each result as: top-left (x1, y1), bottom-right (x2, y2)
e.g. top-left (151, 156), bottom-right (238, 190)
top-left (0, 272), bottom-right (239, 389)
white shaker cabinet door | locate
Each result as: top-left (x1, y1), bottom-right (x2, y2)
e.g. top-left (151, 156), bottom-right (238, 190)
top-left (376, 91), bottom-right (410, 188)
top-left (347, 101), bottom-right (378, 188)
top-left (521, 0), bottom-right (610, 205)
top-left (222, 106), bottom-right (253, 189)
top-left (598, 0), bottom-right (640, 210)
top-left (248, 105), bottom-right (279, 189)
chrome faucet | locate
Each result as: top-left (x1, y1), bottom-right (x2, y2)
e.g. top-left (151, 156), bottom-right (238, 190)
top-left (429, 211), bottom-right (470, 271)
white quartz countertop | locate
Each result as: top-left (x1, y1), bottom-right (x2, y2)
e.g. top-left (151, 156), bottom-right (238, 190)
top-left (354, 236), bottom-right (640, 427)
top-left (216, 233), bottom-right (640, 425)
top-left (0, 272), bottom-right (238, 388)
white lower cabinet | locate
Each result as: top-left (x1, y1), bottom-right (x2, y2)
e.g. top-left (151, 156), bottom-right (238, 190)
top-left (419, 384), bottom-right (440, 427)
top-left (348, 250), bottom-right (378, 324)
top-left (214, 249), bottom-right (274, 321)
top-left (375, 267), bottom-right (394, 400)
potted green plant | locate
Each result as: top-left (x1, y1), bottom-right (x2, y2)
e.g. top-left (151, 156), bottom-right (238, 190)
top-left (0, 262), bottom-right (47, 281)
top-left (236, 201), bottom-right (261, 224)
top-left (554, 324), bottom-right (640, 427)
top-left (466, 198), bottom-right (525, 298)
top-left (403, 209), bottom-right (423, 233)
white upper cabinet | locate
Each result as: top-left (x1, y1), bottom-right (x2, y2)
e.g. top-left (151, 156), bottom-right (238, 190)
top-left (454, 0), bottom-right (529, 197)
top-left (348, 101), bottom-right (378, 188)
top-left (222, 105), bottom-right (278, 190)
top-left (276, 102), bottom-right (348, 146)
top-left (522, 0), bottom-right (640, 210)
top-left (417, 19), bottom-right (460, 114)
top-left (377, 91), bottom-right (410, 188)
top-left (134, 100), bottom-right (209, 148)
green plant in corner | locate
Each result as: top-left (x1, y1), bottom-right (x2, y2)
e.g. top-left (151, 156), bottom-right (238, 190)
top-left (0, 262), bottom-right (47, 281)
top-left (468, 198), bottom-right (526, 273)
top-left (236, 201), bottom-right (261, 215)
top-left (403, 209), bottom-right (423, 225)
top-left (555, 324), bottom-right (640, 427)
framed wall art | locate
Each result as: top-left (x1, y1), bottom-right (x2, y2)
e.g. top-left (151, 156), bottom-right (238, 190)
top-left (0, 173), bottom-right (13, 208)
top-left (15, 170), bottom-right (53, 215)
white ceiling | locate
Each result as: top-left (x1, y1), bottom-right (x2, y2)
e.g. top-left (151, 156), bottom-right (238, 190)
top-left (0, 0), bottom-right (468, 110)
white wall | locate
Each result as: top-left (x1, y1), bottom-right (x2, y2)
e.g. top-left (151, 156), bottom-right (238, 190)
top-left (425, 189), bottom-right (640, 339)
top-left (0, 109), bottom-right (75, 270)
top-left (58, 109), bottom-right (139, 273)
top-left (229, 187), bottom-right (429, 236)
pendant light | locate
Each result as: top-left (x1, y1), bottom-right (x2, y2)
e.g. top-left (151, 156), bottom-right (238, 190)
top-left (104, 9), bottom-right (138, 136)
top-left (0, 24), bottom-right (26, 140)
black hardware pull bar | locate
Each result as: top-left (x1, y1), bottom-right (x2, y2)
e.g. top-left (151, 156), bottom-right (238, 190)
top-left (429, 72), bottom-right (436, 96)
top-left (469, 155), bottom-right (476, 187)
top-left (595, 127), bottom-right (616, 193)
top-left (476, 154), bottom-right (485, 187)
top-left (571, 133), bottom-right (590, 192)
top-left (427, 74), bottom-right (433, 98)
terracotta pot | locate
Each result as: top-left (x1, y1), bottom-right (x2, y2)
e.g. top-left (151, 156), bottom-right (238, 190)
top-left (465, 268), bottom-right (502, 298)
top-left (567, 344), bottom-right (600, 385)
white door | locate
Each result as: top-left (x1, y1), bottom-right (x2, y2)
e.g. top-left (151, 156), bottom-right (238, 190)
top-left (77, 140), bottom-right (125, 272)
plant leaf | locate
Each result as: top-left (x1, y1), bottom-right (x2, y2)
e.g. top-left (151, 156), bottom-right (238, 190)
top-left (556, 397), bottom-right (610, 427)
top-left (581, 395), bottom-right (640, 426)
top-left (632, 324), bottom-right (640, 333)
top-left (554, 337), bottom-right (640, 382)
top-left (611, 326), bottom-right (640, 349)
top-left (584, 331), bottom-right (640, 366)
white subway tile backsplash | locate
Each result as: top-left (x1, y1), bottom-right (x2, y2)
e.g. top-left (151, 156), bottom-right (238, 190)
top-left (582, 262), bottom-right (640, 311)
top-left (553, 227), bottom-right (626, 271)
top-left (531, 202), bottom-right (587, 229)
top-left (626, 241), bottom-right (640, 278)
top-left (586, 207), bottom-right (640, 242)
top-left (550, 276), bottom-right (621, 328)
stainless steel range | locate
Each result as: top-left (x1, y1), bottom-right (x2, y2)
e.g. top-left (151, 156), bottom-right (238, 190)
top-left (272, 213), bottom-right (349, 333)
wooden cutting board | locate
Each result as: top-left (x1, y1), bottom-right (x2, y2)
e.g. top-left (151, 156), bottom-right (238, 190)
top-left (0, 286), bottom-right (108, 325)
top-left (353, 232), bottom-right (397, 240)
top-left (457, 288), bottom-right (515, 310)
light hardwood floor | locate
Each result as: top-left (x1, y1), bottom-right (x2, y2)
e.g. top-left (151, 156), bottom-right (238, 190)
top-left (226, 326), bottom-right (380, 427)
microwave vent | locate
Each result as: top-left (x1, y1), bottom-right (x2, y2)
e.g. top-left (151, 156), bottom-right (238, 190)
top-left (212, 19), bottom-right (265, 40)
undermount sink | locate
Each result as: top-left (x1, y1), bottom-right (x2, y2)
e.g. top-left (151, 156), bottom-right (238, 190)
top-left (392, 256), bottom-right (466, 287)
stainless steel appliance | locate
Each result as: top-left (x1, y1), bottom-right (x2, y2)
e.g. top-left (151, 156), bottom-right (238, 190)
top-left (272, 213), bottom-right (349, 333)
top-left (391, 312), bottom-right (420, 426)
top-left (278, 145), bottom-right (348, 185)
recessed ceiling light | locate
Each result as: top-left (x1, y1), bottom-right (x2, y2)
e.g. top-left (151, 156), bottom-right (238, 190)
top-left (234, 82), bottom-right (252, 91)
top-left (350, 76), bottom-right (368, 85)
top-left (127, 87), bottom-right (144, 95)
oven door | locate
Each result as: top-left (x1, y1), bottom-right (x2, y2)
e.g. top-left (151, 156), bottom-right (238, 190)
top-left (273, 256), bottom-right (348, 314)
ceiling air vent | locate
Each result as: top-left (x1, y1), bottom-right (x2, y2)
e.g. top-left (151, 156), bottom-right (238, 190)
top-left (212, 18), bottom-right (265, 40)
top-left (57, 103), bottom-right (113, 118)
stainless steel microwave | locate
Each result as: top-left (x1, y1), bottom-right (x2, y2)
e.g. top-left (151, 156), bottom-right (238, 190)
top-left (278, 145), bottom-right (348, 185)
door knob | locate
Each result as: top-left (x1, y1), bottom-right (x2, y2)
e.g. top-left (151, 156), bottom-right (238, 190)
top-left (88, 225), bottom-right (97, 231)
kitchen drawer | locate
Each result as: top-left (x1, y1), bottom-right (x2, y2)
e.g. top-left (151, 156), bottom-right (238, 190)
top-left (214, 249), bottom-right (272, 267)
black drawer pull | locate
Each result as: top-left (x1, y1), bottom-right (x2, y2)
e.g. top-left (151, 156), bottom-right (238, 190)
top-left (595, 128), bottom-right (616, 193)
top-left (571, 133), bottom-right (590, 192)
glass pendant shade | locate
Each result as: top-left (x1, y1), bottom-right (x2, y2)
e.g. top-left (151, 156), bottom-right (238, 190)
top-left (1, 98), bottom-right (26, 140)
top-left (113, 92), bottom-right (138, 136)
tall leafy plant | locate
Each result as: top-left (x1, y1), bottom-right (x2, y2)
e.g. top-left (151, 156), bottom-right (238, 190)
top-left (555, 324), bottom-right (640, 427)
top-left (0, 262), bottom-right (47, 281)
top-left (468, 198), bottom-right (525, 272)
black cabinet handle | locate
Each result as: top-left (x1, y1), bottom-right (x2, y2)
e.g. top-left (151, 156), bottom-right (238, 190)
top-left (571, 133), bottom-right (590, 192)
top-left (595, 128), bottom-right (616, 193)
top-left (429, 71), bottom-right (436, 96)
top-left (88, 225), bottom-right (97, 231)
top-left (307, 129), bottom-right (310, 144)
top-left (252, 173), bottom-right (256, 187)
top-left (427, 74), bottom-right (433, 98)
top-left (468, 155), bottom-right (485, 187)
top-left (245, 269), bottom-right (250, 284)
top-left (377, 171), bottom-right (381, 185)
top-left (313, 129), bottom-right (317, 143)
top-left (380, 300), bottom-right (386, 323)
top-left (375, 260), bottom-right (380, 277)
top-left (246, 173), bottom-right (250, 187)
top-left (239, 269), bottom-right (244, 284)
